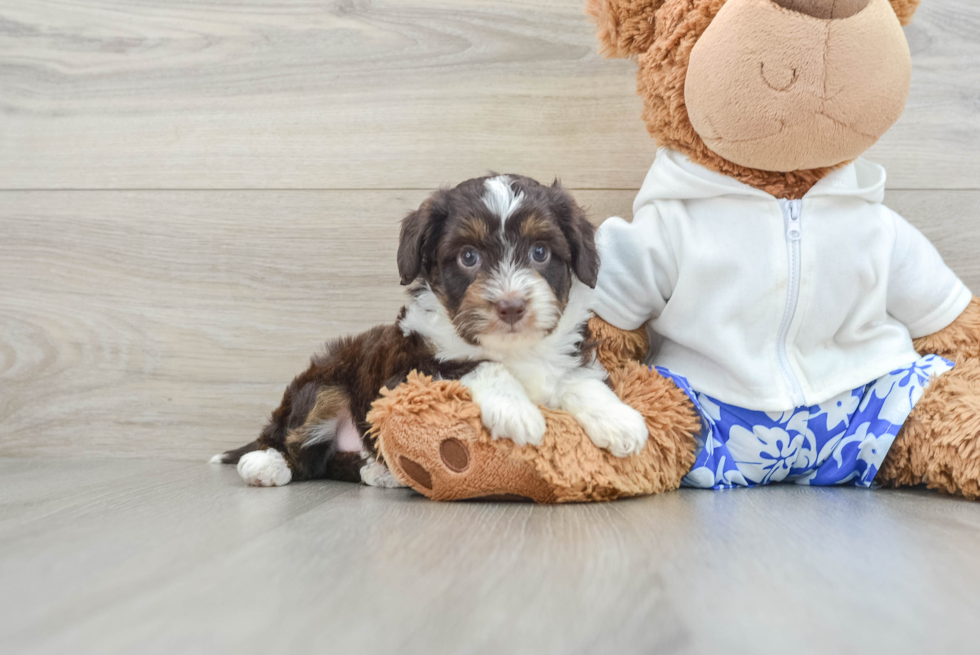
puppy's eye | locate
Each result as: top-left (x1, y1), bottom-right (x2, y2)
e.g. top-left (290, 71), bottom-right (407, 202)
top-left (531, 244), bottom-right (550, 264)
top-left (458, 248), bottom-right (481, 269)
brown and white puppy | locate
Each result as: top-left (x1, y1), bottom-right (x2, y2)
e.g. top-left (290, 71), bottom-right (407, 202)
top-left (212, 175), bottom-right (649, 487)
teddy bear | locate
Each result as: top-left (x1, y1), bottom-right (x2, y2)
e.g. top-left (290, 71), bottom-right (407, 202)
top-left (368, 0), bottom-right (980, 503)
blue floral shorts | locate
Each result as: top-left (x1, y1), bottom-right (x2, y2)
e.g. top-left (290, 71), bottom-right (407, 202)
top-left (657, 354), bottom-right (954, 490)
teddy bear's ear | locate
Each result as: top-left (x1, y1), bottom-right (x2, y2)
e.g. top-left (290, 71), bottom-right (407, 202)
top-left (585, 0), bottom-right (664, 59)
top-left (888, 0), bottom-right (921, 26)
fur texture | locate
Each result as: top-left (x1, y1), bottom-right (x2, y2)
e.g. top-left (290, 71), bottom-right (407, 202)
top-left (374, 309), bottom-right (980, 503)
top-left (237, 449), bottom-right (292, 487)
top-left (912, 297), bottom-right (980, 364)
top-left (585, 0), bottom-right (665, 59)
top-left (394, 175), bottom-right (647, 456)
top-left (589, 316), bottom-right (651, 370)
top-left (369, 361), bottom-right (700, 503)
top-left (888, 0), bottom-right (921, 25)
top-left (878, 358), bottom-right (980, 499)
top-left (221, 323), bottom-right (478, 485)
top-left (216, 176), bottom-right (638, 486)
top-left (875, 297), bottom-right (980, 498)
top-left (372, 0), bottom-right (980, 504)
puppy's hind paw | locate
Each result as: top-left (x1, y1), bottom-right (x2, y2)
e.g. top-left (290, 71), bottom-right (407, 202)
top-left (237, 449), bottom-right (293, 487)
top-left (360, 458), bottom-right (407, 488)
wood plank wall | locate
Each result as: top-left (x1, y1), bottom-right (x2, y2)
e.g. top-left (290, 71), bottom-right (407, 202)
top-left (1, 0), bottom-right (978, 460)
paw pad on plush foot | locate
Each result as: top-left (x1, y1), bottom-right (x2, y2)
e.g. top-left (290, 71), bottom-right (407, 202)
top-left (237, 449), bottom-right (292, 487)
top-left (397, 456), bottom-right (433, 489)
top-left (439, 438), bottom-right (470, 472)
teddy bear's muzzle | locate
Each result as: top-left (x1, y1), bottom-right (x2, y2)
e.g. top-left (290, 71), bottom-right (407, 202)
top-left (684, 0), bottom-right (910, 173)
top-left (773, 0), bottom-right (870, 20)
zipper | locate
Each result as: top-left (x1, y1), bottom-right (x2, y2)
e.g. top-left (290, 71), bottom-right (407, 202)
top-left (777, 199), bottom-right (806, 408)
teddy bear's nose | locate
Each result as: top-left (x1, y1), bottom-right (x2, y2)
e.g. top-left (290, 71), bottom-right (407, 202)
top-left (772, 0), bottom-right (870, 19)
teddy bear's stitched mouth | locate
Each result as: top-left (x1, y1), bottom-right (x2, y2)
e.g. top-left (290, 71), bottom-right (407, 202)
top-left (814, 111), bottom-right (878, 139)
top-left (702, 110), bottom-right (878, 147)
top-left (760, 63), bottom-right (799, 92)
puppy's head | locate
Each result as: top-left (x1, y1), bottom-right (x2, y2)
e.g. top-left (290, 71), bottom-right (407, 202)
top-left (398, 175), bottom-right (599, 347)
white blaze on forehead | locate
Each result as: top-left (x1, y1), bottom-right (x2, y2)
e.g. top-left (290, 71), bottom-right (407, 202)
top-left (482, 176), bottom-right (524, 230)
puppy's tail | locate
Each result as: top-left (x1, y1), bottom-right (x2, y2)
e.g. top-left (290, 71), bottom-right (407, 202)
top-left (209, 440), bottom-right (260, 465)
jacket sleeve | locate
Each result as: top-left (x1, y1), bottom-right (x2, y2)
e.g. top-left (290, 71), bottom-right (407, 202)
top-left (886, 208), bottom-right (972, 339)
top-left (590, 204), bottom-right (678, 331)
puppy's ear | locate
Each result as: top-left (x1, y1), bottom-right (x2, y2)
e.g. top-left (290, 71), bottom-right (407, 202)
top-left (397, 194), bottom-right (447, 285)
top-left (551, 181), bottom-right (600, 288)
top-left (397, 203), bottom-right (429, 285)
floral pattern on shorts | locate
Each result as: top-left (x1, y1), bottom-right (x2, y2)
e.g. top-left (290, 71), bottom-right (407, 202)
top-left (656, 354), bottom-right (954, 490)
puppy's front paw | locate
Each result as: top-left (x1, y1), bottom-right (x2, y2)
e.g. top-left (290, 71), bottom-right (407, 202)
top-left (583, 403), bottom-right (649, 458)
top-left (478, 397), bottom-right (547, 447)
top-left (237, 449), bottom-right (293, 487)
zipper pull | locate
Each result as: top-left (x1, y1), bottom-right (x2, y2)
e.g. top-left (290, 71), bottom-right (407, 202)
top-left (786, 200), bottom-right (802, 241)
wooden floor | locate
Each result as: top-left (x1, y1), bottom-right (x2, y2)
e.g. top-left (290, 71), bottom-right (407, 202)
top-left (1, 0), bottom-right (979, 460)
top-left (0, 459), bottom-right (980, 655)
top-left (3, 1), bottom-right (980, 652)
top-left (3, 458), bottom-right (980, 655)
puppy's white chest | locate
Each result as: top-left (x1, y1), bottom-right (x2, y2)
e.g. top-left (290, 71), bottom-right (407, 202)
top-left (505, 360), bottom-right (560, 406)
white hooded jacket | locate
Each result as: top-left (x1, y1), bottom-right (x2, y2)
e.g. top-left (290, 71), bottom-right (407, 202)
top-left (592, 148), bottom-right (971, 411)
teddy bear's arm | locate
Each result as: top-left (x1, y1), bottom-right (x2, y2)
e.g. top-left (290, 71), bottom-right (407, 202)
top-left (588, 315), bottom-right (650, 370)
top-left (912, 297), bottom-right (980, 362)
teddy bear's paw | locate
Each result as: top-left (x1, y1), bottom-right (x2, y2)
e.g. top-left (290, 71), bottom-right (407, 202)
top-left (237, 449), bottom-right (293, 487)
top-left (478, 396), bottom-right (547, 447)
top-left (581, 403), bottom-right (649, 458)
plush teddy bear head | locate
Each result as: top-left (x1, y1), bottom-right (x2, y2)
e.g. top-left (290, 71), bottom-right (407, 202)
top-left (588, 0), bottom-right (920, 197)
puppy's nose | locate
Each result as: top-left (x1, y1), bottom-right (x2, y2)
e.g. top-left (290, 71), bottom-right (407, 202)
top-left (494, 298), bottom-right (527, 325)
top-left (772, 0), bottom-right (869, 19)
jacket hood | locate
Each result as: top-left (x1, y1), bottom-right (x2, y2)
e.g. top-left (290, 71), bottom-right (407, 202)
top-left (633, 148), bottom-right (887, 212)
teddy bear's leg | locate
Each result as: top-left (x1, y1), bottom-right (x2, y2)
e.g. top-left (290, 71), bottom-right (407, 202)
top-left (367, 373), bottom-right (559, 502)
top-left (368, 317), bottom-right (698, 503)
top-left (369, 365), bottom-right (701, 503)
top-left (878, 358), bottom-right (980, 499)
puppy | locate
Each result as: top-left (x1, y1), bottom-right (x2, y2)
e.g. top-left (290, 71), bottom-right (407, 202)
top-left (212, 175), bottom-right (649, 487)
